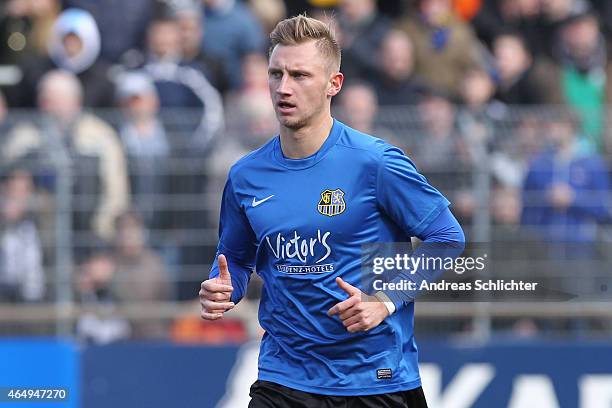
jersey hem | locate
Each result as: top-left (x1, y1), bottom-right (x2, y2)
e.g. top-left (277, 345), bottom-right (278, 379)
top-left (257, 372), bottom-right (422, 396)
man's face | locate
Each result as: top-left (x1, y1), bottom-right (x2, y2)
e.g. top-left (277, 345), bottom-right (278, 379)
top-left (116, 218), bottom-right (145, 257)
top-left (122, 92), bottom-right (159, 119)
top-left (62, 32), bottom-right (83, 58)
top-left (561, 16), bottom-right (600, 58)
top-left (38, 76), bottom-right (81, 121)
top-left (419, 0), bottom-right (451, 24)
top-left (340, 85), bottom-right (376, 127)
top-left (420, 95), bottom-right (455, 135)
top-left (340, 0), bottom-right (375, 23)
top-left (148, 20), bottom-right (181, 59)
top-left (381, 32), bottom-right (414, 81)
top-left (547, 120), bottom-right (575, 148)
top-left (268, 41), bottom-right (341, 130)
top-left (177, 13), bottom-right (202, 54)
top-left (494, 36), bottom-right (530, 81)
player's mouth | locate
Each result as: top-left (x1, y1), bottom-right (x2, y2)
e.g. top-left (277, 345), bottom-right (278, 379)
top-left (277, 101), bottom-right (297, 115)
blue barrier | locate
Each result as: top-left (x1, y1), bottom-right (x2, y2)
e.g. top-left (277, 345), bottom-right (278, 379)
top-left (82, 343), bottom-right (239, 408)
top-left (2, 339), bottom-right (612, 408)
top-left (419, 340), bottom-right (612, 408)
top-left (0, 339), bottom-right (79, 408)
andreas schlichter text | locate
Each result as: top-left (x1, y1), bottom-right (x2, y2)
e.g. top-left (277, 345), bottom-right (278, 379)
top-left (373, 279), bottom-right (539, 292)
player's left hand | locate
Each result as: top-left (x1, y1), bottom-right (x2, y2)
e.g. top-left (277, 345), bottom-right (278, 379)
top-left (327, 277), bottom-right (389, 333)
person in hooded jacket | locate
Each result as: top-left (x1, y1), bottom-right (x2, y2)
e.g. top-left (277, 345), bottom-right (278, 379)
top-left (14, 8), bottom-right (114, 108)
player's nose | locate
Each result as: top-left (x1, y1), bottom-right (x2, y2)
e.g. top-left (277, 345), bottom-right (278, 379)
top-left (275, 74), bottom-right (292, 96)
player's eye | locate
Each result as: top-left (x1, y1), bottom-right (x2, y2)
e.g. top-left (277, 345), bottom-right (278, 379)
top-left (269, 71), bottom-right (282, 79)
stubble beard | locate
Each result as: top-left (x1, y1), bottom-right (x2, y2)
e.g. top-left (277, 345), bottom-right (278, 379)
top-left (278, 101), bottom-right (326, 131)
top-left (280, 114), bottom-right (309, 130)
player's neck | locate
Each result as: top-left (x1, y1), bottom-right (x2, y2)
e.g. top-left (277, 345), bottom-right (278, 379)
top-left (279, 115), bottom-right (334, 159)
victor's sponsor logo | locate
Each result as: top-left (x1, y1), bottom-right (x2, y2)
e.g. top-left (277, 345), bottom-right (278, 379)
top-left (265, 230), bottom-right (332, 264)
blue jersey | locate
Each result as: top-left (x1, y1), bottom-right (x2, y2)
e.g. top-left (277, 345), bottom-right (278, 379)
top-left (210, 119), bottom-right (451, 395)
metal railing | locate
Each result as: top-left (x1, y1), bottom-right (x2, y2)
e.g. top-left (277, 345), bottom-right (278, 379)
top-left (1, 105), bottom-right (611, 340)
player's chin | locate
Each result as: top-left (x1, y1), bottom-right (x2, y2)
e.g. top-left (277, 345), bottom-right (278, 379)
top-left (277, 115), bottom-right (305, 129)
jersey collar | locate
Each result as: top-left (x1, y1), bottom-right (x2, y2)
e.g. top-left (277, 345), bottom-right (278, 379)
top-left (272, 119), bottom-right (343, 170)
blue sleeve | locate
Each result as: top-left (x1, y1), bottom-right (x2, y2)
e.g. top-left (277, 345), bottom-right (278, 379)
top-left (382, 207), bottom-right (466, 310)
top-left (418, 206), bottom-right (466, 243)
top-left (209, 175), bottom-right (257, 304)
top-left (377, 144), bottom-right (451, 237)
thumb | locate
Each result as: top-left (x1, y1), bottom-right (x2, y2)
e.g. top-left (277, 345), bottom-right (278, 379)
top-left (218, 254), bottom-right (232, 283)
top-left (336, 277), bottom-right (360, 297)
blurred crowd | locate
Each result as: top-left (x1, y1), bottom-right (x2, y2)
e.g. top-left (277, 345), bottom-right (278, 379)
top-left (1, 0), bottom-right (612, 342)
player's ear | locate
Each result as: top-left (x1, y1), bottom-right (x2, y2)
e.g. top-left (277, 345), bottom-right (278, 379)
top-left (327, 71), bottom-right (344, 97)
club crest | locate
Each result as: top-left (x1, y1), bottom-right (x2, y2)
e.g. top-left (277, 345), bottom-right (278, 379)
top-left (317, 188), bottom-right (346, 217)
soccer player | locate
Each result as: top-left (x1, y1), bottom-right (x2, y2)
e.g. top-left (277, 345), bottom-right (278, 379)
top-left (200, 15), bottom-right (464, 408)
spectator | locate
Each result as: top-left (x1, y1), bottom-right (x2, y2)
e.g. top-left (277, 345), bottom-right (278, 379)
top-left (63, 0), bottom-right (153, 63)
top-left (522, 110), bottom-right (611, 223)
top-left (0, 0), bottom-right (60, 65)
top-left (248, 0), bottom-right (287, 36)
top-left (457, 68), bottom-right (506, 166)
top-left (412, 91), bottom-right (475, 223)
top-left (370, 29), bottom-right (427, 106)
top-left (521, 110), bottom-right (611, 299)
top-left (146, 12), bottom-right (182, 64)
top-left (0, 0), bottom-right (59, 106)
top-left (471, 0), bottom-right (545, 56)
top-left (493, 31), bottom-right (548, 105)
top-left (201, 0), bottom-right (266, 89)
top-left (0, 166), bottom-right (44, 303)
top-left (522, 111), bottom-right (611, 247)
top-left (112, 210), bottom-right (171, 338)
top-left (460, 67), bottom-right (498, 110)
top-left (539, 4), bottom-right (611, 153)
top-left (336, 0), bottom-right (391, 80)
top-left (116, 71), bottom-right (170, 230)
top-left (491, 184), bottom-right (522, 227)
top-left (2, 70), bottom-right (129, 245)
top-left (334, 81), bottom-right (398, 146)
top-left (490, 114), bottom-right (545, 189)
top-left (539, 0), bottom-right (592, 58)
top-left (142, 14), bottom-right (224, 152)
top-left (16, 8), bottom-right (114, 108)
top-left (75, 247), bottom-right (131, 344)
top-left (399, 0), bottom-right (482, 99)
top-left (176, 6), bottom-right (228, 94)
top-left (224, 53), bottom-right (277, 144)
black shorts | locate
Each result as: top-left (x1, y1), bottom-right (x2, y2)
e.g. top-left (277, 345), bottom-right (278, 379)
top-left (248, 380), bottom-right (428, 408)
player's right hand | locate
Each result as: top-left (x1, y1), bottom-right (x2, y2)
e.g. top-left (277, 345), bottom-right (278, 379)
top-left (199, 254), bottom-right (235, 320)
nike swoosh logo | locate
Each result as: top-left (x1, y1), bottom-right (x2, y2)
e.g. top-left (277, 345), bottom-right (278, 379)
top-left (252, 195), bottom-right (275, 207)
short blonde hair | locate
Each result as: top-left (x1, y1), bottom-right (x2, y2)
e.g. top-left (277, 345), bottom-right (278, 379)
top-left (269, 14), bottom-right (341, 72)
